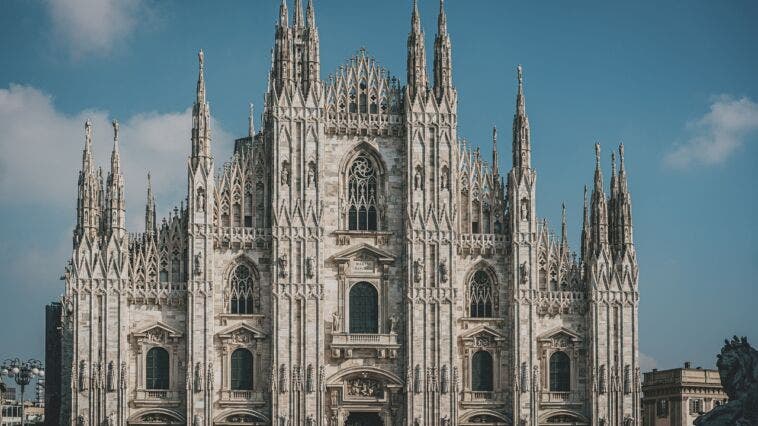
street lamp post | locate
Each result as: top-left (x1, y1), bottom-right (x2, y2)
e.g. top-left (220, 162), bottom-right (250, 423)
top-left (1, 358), bottom-right (44, 426)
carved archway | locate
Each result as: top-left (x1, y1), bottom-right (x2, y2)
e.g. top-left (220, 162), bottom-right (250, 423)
top-left (326, 367), bottom-right (403, 426)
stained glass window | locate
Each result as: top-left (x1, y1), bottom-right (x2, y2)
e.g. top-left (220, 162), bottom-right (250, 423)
top-left (349, 282), bottom-right (378, 333)
top-left (347, 154), bottom-right (378, 231)
top-left (549, 351), bottom-right (571, 392)
top-left (146, 347), bottom-right (169, 390)
top-left (230, 348), bottom-right (253, 390)
top-left (472, 350), bottom-right (493, 391)
top-left (229, 264), bottom-right (255, 314)
top-left (469, 271), bottom-right (493, 317)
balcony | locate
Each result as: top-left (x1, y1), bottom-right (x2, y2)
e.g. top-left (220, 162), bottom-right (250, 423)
top-left (540, 391), bottom-right (583, 407)
top-left (134, 389), bottom-right (182, 407)
top-left (461, 390), bottom-right (503, 407)
top-left (219, 389), bottom-right (267, 407)
top-left (331, 333), bottom-right (400, 359)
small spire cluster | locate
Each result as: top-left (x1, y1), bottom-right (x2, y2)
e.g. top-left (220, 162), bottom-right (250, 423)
top-left (270, 0), bottom-right (320, 97)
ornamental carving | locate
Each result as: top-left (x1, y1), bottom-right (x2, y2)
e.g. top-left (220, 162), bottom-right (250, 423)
top-left (473, 334), bottom-right (494, 348)
top-left (347, 377), bottom-right (384, 398)
top-left (230, 329), bottom-right (254, 345)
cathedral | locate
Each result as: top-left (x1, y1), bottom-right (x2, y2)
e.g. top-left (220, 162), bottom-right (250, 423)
top-left (56, 0), bottom-right (641, 425)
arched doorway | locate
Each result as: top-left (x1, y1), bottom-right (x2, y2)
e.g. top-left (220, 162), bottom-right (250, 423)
top-left (345, 412), bottom-right (382, 426)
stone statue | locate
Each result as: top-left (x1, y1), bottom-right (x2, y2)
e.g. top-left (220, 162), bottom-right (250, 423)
top-left (332, 311), bottom-right (341, 332)
top-left (107, 413), bottom-right (115, 426)
top-left (439, 259), bottom-right (448, 283)
top-left (194, 252), bottom-right (202, 276)
top-left (388, 315), bottom-right (398, 334)
top-left (279, 255), bottom-right (288, 278)
top-left (413, 259), bottom-right (423, 283)
top-left (306, 256), bottom-right (315, 279)
top-left (519, 262), bottom-right (529, 285)
top-left (695, 336), bottom-right (758, 425)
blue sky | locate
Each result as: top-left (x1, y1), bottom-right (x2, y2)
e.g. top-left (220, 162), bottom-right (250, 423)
top-left (0, 0), bottom-right (756, 373)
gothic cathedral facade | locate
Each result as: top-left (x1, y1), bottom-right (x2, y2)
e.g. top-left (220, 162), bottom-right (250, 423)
top-left (58, 1), bottom-right (641, 425)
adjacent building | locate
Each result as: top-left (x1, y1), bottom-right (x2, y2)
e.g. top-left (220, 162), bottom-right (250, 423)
top-left (55, 1), bottom-right (641, 425)
top-left (44, 302), bottom-right (63, 425)
top-left (641, 363), bottom-right (727, 426)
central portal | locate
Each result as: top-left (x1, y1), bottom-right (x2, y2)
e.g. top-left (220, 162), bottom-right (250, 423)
top-left (345, 412), bottom-right (382, 426)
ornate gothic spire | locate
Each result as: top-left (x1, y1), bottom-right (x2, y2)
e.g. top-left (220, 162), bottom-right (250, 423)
top-left (433, 0), bottom-right (453, 102)
top-left (306, 0), bottom-right (316, 28)
top-left (407, 0), bottom-right (428, 99)
top-left (254, 102), bottom-right (255, 138)
top-left (512, 65), bottom-right (531, 174)
top-left (302, 0), bottom-right (320, 94)
top-left (279, 0), bottom-right (288, 27)
top-left (581, 185), bottom-right (590, 261)
top-left (492, 126), bottom-right (499, 176)
top-left (74, 120), bottom-right (103, 245)
top-left (104, 119), bottom-right (125, 236)
top-left (191, 50), bottom-right (212, 166)
top-left (561, 202), bottom-right (568, 251)
top-left (589, 143), bottom-right (609, 256)
top-left (616, 143), bottom-right (634, 253)
top-left (293, 0), bottom-right (304, 28)
top-left (145, 173), bottom-right (156, 235)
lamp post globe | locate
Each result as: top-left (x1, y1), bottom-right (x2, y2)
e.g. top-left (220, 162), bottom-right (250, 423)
top-left (0, 358), bottom-right (44, 426)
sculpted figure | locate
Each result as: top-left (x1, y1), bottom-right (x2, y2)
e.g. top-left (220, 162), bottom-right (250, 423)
top-left (413, 259), bottom-right (423, 283)
top-left (695, 336), bottom-right (758, 425)
top-left (332, 311), bottom-right (341, 332)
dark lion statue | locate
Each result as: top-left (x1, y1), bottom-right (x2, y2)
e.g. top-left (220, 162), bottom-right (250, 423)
top-left (695, 336), bottom-right (758, 425)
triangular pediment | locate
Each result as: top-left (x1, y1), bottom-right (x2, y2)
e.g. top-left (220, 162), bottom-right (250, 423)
top-left (331, 243), bottom-right (395, 264)
top-left (459, 325), bottom-right (506, 341)
top-left (537, 326), bottom-right (582, 343)
top-left (217, 322), bottom-right (267, 341)
top-left (132, 321), bottom-right (183, 343)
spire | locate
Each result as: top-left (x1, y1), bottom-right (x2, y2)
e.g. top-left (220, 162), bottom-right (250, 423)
top-left (254, 102), bottom-right (255, 138)
top-left (561, 202), bottom-right (568, 250)
top-left (512, 64), bottom-right (531, 173)
top-left (433, 0), bottom-right (454, 102)
top-left (82, 119), bottom-right (94, 171)
top-left (306, 0), bottom-right (316, 28)
top-left (104, 119), bottom-right (125, 235)
top-left (191, 50), bottom-right (212, 165)
top-left (492, 126), bottom-right (499, 176)
top-left (110, 119), bottom-right (121, 174)
top-left (581, 185), bottom-right (590, 261)
top-left (278, 0), bottom-right (288, 27)
top-left (616, 143), bottom-right (634, 253)
top-left (145, 173), bottom-right (156, 235)
top-left (75, 119), bottom-right (102, 245)
top-left (293, 0), bottom-right (304, 28)
top-left (589, 143), bottom-right (609, 256)
top-left (407, 0), bottom-right (428, 99)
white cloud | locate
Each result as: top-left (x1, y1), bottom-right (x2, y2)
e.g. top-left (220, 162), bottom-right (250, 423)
top-left (639, 351), bottom-right (658, 372)
top-left (664, 95), bottom-right (758, 169)
top-left (0, 84), bottom-right (232, 231)
top-left (46, 0), bottom-right (148, 57)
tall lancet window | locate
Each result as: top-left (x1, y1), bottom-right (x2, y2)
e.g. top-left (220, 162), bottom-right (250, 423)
top-left (347, 153), bottom-right (378, 231)
top-left (469, 270), bottom-right (494, 318)
top-left (229, 264), bottom-right (255, 314)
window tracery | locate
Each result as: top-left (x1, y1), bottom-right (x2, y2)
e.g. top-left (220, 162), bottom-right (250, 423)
top-left (229, 264), bottom-right (256, 315)
top-left (469, 270), bottom-right (494, 318)
top-left (346, 153), bottom-right (379, 231)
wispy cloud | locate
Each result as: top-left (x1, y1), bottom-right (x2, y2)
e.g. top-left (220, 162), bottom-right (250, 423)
top-left (46, 0), bottom-right (150, 57)
top-left (664, 95), bottom-right (758, 169)
top-left (0, 84), bottom-right (232, 229)
top-left (639, 351), bottom-right (658, 372)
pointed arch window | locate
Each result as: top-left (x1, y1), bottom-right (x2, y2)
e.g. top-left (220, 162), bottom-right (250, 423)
top-left (349, 282), bottom-right (378, 333)
top-left (347, 153), bottom-right (379, 231)
top-left (471, 350), bottom-right (493, 391)
top-left (469, 270), bottom-right (494, 318)
top-left (145, 347), bottom-right (169, 390)
top-left (229, 264), bottom-right (255, 314)
top-left (549, 351), bottom-right (571, 392)
top-left (230, 348), bottom-right (253, 390)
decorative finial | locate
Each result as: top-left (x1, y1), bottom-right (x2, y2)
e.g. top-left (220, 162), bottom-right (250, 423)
top-left (112, 119), bottom-right (119, 141)
top-left (198, 49), bottom-right (204, 69)
top-left (254, 102), bottom-right (255, 137)
top-left (493, 125), bottom-right (497, 142)
top-left (595, 142), bottom-right (601, 166)
top-left (517, 64), bottom-right (523, 84)
top-left (619, 142), bottom-right (625, 170)
top-left (611, 151), bottom-right (616, 174)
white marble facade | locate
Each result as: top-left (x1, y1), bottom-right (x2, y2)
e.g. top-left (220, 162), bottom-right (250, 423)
top-left (58, 1), bottom-right (641, 425)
